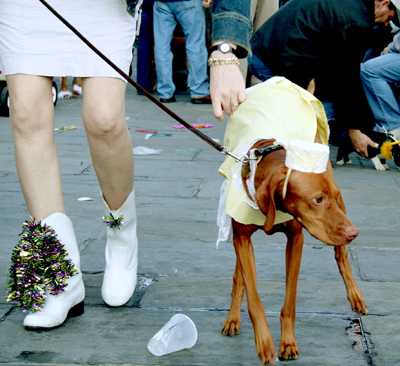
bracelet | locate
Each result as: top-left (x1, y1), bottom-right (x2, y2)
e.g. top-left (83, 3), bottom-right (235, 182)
top-left (208, 57), bottom-right (240, 67)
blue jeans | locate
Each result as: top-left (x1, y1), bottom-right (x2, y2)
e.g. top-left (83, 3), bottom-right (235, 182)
top-left (137, 8), bottom-right (155, 93)
top-left (360, 53), bottom-right (400, 132)
top-left (153, 0), bottom-right (209, 99)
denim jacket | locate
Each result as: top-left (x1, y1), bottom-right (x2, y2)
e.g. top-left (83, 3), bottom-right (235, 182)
top-left (211, 0), bottom-right (252, 58)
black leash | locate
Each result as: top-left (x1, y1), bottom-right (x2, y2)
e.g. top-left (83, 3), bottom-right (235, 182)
top-left (39, 0), bottom-right (248, 163)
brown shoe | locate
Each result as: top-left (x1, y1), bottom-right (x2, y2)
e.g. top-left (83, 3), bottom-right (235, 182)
top-left (191, 95), bottom-right (212, 104)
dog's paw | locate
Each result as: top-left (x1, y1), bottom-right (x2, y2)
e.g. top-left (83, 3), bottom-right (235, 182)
top-left (221, 317), bottom-right (241, 336)
top-left (352, 303), bottom-right (369, 316)
top-left (278, 344), bottom-right (299, 361)
top-left (348, 290), bottom-right (368, 315)
top-left (255, 332), bottom-right (277, 365)
top-left (371, 156), bottom-right (388, 171)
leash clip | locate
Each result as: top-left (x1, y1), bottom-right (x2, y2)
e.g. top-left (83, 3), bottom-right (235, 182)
top-left (221, 146), bottom-right (257, 165)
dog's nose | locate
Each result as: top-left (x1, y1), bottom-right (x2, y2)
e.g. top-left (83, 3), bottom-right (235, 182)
top-left (345, 226), bottom-right (359, 241)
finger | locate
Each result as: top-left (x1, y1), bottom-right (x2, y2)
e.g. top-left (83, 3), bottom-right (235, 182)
top-left (230, 100), bottom-right (240, 112)
top-left (238, 88), bottom-right (246, 104)
top-left (212, 100), bottom-right (225, 121)
top-left (369, 140), bottom-right (379, 149)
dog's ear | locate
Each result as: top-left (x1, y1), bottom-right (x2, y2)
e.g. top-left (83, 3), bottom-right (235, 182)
top-left (254, 172), bottom-right (284, 233)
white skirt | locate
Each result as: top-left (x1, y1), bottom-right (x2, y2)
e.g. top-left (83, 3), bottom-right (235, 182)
top-left (0, 0), bottom-right (137, 81)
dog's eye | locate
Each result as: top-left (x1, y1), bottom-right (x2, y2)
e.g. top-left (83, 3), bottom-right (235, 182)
top-left (315, 196), bottom-right (323, 204)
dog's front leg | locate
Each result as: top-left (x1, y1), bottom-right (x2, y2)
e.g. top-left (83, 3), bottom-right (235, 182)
top-left (222, 258), bottom-right (245, 336)
top-left (334, 246), bottom-right (368, 315)
top-left (232, 219), bottom-right (277, 365)
top-left (279, 220), bottom-right (303, 360)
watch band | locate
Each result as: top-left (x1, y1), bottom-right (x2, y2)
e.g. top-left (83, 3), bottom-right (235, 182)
top-left (209, 43), bottom-right (238, 57)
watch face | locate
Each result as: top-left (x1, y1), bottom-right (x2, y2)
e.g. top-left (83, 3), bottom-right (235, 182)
top-left (220, 43), bottom-right (231, 53)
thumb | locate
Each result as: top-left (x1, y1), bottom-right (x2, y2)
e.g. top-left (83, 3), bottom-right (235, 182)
top-left (369, 140), bottom-right (379, 149)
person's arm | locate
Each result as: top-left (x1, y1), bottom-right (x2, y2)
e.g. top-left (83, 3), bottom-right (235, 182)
top-left (334, 26), bottom-right (378, 157)
top-left (386, 31), bottom-right (400, 53)
top-left (210, 0), bottom-right (252, 120)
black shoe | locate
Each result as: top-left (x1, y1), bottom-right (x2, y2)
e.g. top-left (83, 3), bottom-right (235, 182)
top-left (160, 96), bottom-right (176, 103)
top-left (191, 95), bottom-right (212, 104)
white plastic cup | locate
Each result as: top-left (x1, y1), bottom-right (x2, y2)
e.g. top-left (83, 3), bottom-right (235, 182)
top-left (147, 314), bottom-right (198, 356)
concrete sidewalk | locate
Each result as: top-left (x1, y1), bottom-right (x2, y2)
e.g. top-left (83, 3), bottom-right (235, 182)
top-left (1, 76), bottom-right (400, 366)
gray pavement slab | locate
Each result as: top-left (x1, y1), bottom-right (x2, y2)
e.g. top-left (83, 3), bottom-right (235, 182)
top-left (362, 315), bottom-right (400, 366)
top-left (1, 74), bottom-right (400, 365)
top-left (1, 305), bottom-right (367, 366)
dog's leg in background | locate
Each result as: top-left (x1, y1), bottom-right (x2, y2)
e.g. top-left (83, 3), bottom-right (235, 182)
top-left (231, 219), bottom-right (277, 365)
top-left (334, 246), bottom-right (368, 315)
top-left (370, 155), bottom-right (389, 171)
top-left (221, 258), bottom-right (245, 336)
top-left (336, 139), bottom-right (353, 166)
top-left (278, 220), bottom-right (303, 361)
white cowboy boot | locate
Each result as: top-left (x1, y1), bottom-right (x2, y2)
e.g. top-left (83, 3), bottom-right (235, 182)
top-left (23, 212), bottom-right (85, 330)
top-left (101, 190), bottom-right (138, 307)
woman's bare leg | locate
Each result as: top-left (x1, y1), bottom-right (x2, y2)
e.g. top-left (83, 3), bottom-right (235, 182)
top-left (6, 74), bottom-right (64, 220)
top-left (81, 77), bottom-right (133, 209)
top-left (7, 74), bottom-right (84, 329)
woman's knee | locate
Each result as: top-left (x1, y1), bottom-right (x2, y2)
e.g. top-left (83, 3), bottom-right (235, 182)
top-left (84, 109), bottom-right (126, 140)
top-left (81, 77), bottom-right (127, 140)
top-left (7, 75), bottom-right (54, 135)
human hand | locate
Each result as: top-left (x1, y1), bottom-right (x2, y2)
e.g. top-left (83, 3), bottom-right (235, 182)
top-left (381, 47), bottom-right (388, 55)
top-left (202, 0), bottom-right (212, 8)
top-left (306, 78), bottom-right (315, 95)
top-left (209, 52), bottom-right (246, 120)
top-left (348, 128), bottom-right (379, 158)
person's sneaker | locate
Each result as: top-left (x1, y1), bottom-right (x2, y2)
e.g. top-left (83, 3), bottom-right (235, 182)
top-left (160, 96), bottom-right (176, 103)
top-left (191, 95), bottom-right (211, 104)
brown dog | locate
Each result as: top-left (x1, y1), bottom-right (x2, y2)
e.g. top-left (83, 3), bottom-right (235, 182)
top-left (220, 135), bottom-right (368, 365)
top-left (217, 77), bottom-right (368, 365)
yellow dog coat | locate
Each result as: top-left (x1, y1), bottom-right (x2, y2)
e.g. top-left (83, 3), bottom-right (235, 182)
top-left (216, 77), bottom-right (329, 246)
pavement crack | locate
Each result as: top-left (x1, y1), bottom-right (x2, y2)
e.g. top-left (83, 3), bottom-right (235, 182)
top-left (349, 247), bottom-right (363, 281)
top-left (75, 164), bottom-right (93, 175)
top-left (345, 317), bottom-right (374, 365)
top-left (79, 238), bottom-right (95, 253)
top-left (192, 180), bottom-right (206, 198)
top-left (0, 306), bottom-right (15, 323)
top-left (129, 276), bottom-right (156, 308)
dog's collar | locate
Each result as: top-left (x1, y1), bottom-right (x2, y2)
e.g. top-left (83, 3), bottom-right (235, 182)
top-left (243, 143), bottom-right (292, 202)
top-left (243, 144), bottom-right (284, 176)
top-left (253, 144), bottom-right (284, 158)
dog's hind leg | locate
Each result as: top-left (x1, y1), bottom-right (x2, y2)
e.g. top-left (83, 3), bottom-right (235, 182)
top-left (334, 246), bottom-right (368, 315)
top-left (222, 258), bottom-right (245, 336)
top-left (278, 220), bottom-right (303, 361)
top-left (231, 219), bottom-right (277, 365)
